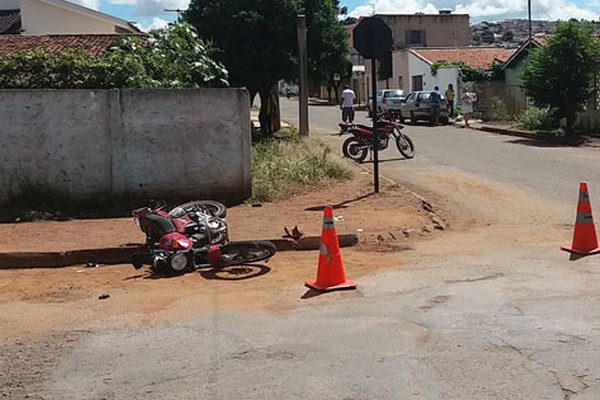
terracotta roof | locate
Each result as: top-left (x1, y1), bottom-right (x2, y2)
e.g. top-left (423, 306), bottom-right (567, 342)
top-left (0, 34), bottom-right (146, 56)
top-left (0, 10), bottom-right (21, 34)
top-left (410, 47), bottom-right (515, 70)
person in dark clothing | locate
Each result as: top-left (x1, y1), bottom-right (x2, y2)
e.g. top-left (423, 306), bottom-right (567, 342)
top-left (430, 86), bottom-right (441, 126)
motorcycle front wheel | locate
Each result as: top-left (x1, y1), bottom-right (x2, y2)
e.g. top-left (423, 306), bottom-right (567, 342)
top-left (342, 137), bottom-right (369, 163)
top-left (218, 241), bottom-right (277, 266)
top-left (395, 130), bottom-right (415, 159)
top-left (168, 200), bottom-right (227, 219)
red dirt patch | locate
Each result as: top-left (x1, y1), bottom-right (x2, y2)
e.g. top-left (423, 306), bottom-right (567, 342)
top-left (0, 172), bottom-right (470, 338)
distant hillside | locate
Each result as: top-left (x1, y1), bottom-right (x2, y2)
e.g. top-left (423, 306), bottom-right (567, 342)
top-left (470, 19), bottom-right (600, 47)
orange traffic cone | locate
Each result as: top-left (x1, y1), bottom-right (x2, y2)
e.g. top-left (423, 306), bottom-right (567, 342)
top-left (561, 181), bottom-right (600, 256)
top-left (305, 205), bottom-right (357, 291)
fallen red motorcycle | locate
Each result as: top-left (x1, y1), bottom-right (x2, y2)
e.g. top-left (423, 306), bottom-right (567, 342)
top-left (131, 200), bottom-right (276, 275)
top-left (339, 115), bottom-right (414, 162)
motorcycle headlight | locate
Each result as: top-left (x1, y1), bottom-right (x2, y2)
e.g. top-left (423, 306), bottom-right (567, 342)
top-left (170, 252), bottom-right (189, 272)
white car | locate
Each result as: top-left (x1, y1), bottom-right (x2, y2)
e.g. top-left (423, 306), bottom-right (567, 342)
top-left (367, 89), bottom-right (407, 116)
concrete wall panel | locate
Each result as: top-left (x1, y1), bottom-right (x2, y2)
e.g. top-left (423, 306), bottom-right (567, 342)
top-left (0, 88), bottom-right (251, 205)
top-left (0, 90), bottom-right (112, 201)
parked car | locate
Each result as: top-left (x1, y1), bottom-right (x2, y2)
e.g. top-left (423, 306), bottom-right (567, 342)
top-left (399, 90), bottom-right (449, 125)
top-left (368, 89), bottom-right (407, 116)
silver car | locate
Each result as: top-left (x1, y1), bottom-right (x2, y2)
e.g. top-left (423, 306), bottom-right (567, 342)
top-left (399, 90), bottom-right (449, 125)
top-left (368, 89), bottom-right (407, 116)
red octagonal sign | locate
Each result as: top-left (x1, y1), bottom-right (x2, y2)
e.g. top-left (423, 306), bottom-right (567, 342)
top-left (353, 17), bottom-right (393, 60)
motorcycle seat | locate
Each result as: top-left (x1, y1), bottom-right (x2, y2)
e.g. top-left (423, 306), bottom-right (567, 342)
top-left (139, 213), bottom-right (177, 241)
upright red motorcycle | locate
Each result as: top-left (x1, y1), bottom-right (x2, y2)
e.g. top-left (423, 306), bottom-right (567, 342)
top-left (339, 115), bottom-right (414, 163)
top-left (131, 200), bottom-right (276, 275)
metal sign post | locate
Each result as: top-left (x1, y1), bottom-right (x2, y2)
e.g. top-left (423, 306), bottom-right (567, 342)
top-left (352, 17), bottom-right (393, 194)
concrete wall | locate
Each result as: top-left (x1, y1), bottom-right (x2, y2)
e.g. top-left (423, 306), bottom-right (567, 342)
top-left (407, 52), bottom-right (458, 92)
top-left (0, 88), bottom-right (251, 205)
top-left (21, 0), bottom-right (118, 34)
top-left (377, 14), bottom-right (470, 48)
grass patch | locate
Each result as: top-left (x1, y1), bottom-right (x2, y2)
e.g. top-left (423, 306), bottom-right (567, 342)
top-left (250, 134), bottom-right (353, 203)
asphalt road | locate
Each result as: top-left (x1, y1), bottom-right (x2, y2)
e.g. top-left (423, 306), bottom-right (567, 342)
top-left (35, 98), bottom-right (600, 400)
top-left (279, 97), bottom-right (600, 218)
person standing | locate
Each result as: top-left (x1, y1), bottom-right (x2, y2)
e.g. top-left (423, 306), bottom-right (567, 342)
top-left (461, 87), bottom-right (477, 127)
top-left (445, 83), bottom-right (455, 118)
top-left (340, 85), bottom-right (356, 123)
top-left (430, 86), bottom-right (442, 126)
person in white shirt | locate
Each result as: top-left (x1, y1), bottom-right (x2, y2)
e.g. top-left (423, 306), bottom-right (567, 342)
top-left (340, 85), bottom-right (356, 123)
top-left (461, 87), bottom-right (477, 127)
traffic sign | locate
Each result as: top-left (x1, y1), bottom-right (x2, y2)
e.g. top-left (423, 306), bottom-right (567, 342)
top-left (353, 17), bottom-right (393, 60)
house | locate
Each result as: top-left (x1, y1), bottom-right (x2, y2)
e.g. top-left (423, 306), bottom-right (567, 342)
top-left (398, 47), bottom-right (514, 92)
top-left (0, 0), bottom-right (145, 60)
top-left (501, 37), bottom-right (546, 87)
top-left (496, 37), bottom-right (546, 115)
top-left (358, 12), bottom-right (471, 100)
top-left (0, 0), bottom-right (140, 35)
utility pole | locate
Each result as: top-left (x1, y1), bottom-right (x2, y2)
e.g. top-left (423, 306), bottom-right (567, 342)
top-left (528, 0), bottom-right (532, 45)
top-left (297, 15), bottom-right (309, 136)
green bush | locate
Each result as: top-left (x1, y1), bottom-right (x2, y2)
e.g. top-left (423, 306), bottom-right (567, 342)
top-left (514, 106), bottom-right (554, 130)
top-left (251, 135), bottom-right (352, 203)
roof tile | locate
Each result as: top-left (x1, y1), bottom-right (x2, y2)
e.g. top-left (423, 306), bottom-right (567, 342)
top-left (0, 34), bottom-right (145, 56)
top-left (410, 47), bottom-right (515, 70)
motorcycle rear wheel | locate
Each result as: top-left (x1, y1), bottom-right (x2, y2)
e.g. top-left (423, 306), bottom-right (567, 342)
top-left (218, 241), bottom-right (277, 267)
top-left (342, 137), bottom-right (368, 163)
top-left (168, 200), bottom-right (227, 219)
top-left (395, 131), bottom-right (415, 159)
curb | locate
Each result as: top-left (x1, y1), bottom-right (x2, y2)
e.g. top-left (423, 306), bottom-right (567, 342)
top-left (0, 235), bottom-right (359, 270)
top-left (466, 124), bottom-right (600, 148)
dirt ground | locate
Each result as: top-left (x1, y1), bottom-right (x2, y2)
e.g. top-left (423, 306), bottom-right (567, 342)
top-left (0, 171), bottom-right (474, 340)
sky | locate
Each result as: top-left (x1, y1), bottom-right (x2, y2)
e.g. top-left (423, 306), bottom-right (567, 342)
top-left (68, 0), bottom-right (600, 32)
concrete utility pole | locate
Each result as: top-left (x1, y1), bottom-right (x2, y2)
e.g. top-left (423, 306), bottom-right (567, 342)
top-left (297, 15), bottom-right (309, 136)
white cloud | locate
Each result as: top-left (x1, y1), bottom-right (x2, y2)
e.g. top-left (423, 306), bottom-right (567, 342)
top-left (106, 0), bottom-right (137, 4)
top-left (349, 0), bottom-right (599, 21)
top-left (135, 16), bottom-right (170, 32)
top-left (67, 0), bottom-right (100, 10)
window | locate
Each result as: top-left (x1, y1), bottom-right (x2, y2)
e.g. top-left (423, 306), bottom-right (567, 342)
top-left (406, 30), bottom-right (426, 46)
top-left (398, 76), bottom-right (404, 90)
top-left (412, 75), bottom-right (423, 91)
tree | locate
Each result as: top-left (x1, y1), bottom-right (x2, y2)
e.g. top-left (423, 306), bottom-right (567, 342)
top-left (481, 28), bottom-right (495, 44)
top-left (184, 0), bottom-right (298, 135)
top-left (502, 30), bottom-right (514, 42)
top-left (521, 20), bottom-right (600, 130)
top-left (303, 0), bottom-right (352, 102)
top-left (184, 0), bottom-right (353, 131)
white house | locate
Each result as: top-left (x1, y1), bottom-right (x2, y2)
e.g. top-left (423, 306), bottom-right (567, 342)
top-left (367, 47), bottom-right (514, 95)
top-left (0, 0), bottom-right (140, 34)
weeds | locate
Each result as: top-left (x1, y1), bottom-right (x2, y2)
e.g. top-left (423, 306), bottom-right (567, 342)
top-left (514, 105), bottom-right (556, 130)
top-left (250, 134), bottom-right (352, 203)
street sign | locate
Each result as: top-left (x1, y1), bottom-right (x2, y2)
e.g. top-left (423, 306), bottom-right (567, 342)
top-left (353, 17), bottom-right (393, 60)
top-left (352, 17), bottom-right (393, 194)
top-left (333, 73), bottom-right (340, 82)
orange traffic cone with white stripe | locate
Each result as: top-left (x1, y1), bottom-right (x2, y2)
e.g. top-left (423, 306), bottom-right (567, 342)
top-left (561, 181), bottom-right (600, 256)
top-left (305, 205), bottom-right (357, 291)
